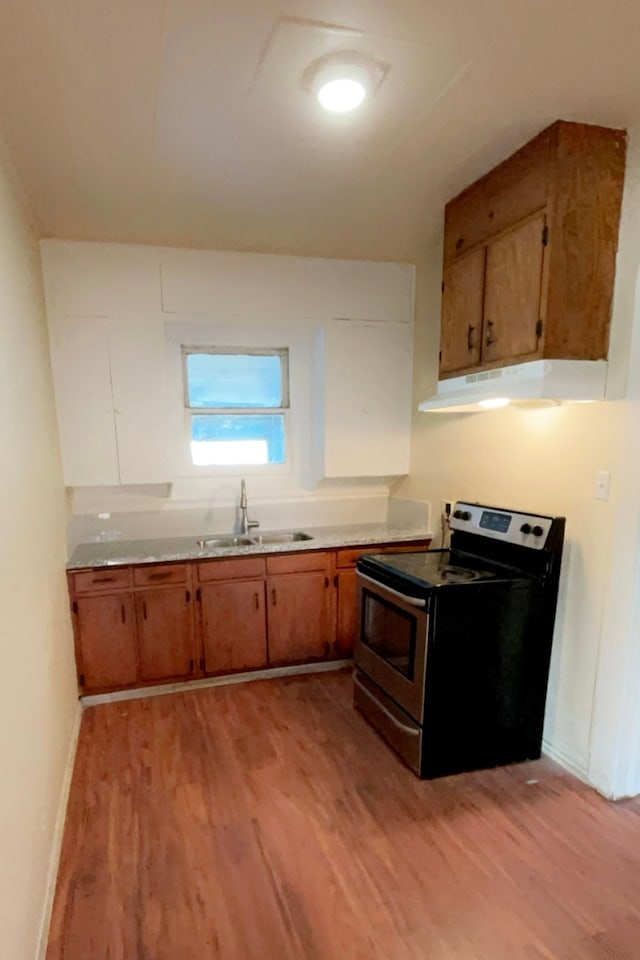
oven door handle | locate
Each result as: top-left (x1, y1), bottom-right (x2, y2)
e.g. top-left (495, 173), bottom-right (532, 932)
top-left (357, 571), bottom-right (427, 608)
top-left (354, 674), bottom-right (420, 737)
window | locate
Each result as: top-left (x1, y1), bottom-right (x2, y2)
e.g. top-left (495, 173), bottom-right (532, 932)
top-left (182, 347), bottom-right (289, 466)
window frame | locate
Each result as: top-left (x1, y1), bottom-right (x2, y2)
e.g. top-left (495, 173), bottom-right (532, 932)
top-left (181, 345), bottom-right (290, 468)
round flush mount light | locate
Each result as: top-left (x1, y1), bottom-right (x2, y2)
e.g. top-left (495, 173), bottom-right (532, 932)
top-left (314, 63), bottom-right (369, 113)
top-left (303, 53), bottom-right (386, 115)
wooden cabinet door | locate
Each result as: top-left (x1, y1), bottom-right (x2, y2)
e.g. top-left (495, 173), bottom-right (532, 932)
top-left (440, 247), bottom-right (485, 375)
top-left (482, 214), bottom-right (546, 365)
top-left (75, 594), bottom-right (137, 691)
top-left (267, 573), bottom-right (335, 665)
top-left (136, 588), bottom-right (194, 682)
top-left (335, 569), bottom-right (358, 658)
top-left (200, 580), bottom-right (267, 674)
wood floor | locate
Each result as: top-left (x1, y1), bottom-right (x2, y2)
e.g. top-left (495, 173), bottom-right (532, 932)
top-left (47, 669), bottom-right (640, 960)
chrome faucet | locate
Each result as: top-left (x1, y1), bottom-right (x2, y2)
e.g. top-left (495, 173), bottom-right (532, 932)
top-left (239, 479), bottom-right (259, 536)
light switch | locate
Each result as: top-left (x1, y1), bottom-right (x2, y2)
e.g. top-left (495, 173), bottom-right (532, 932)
top-left (594, 470), bottom-right (611, 501)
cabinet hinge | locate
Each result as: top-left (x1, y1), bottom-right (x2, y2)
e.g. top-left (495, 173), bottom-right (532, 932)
top-left (535, 319), bottom-right (544, 339)
top-left (186, 590), bottom-right (191, 602)
top-left (541, 224), bottom-right (549, 246)
top-left (441, 281), bottom-right (445, 293)
top-left (333, 574), bottom-right (339, 588)
top-left (72, 600), bottom-right (78, 615)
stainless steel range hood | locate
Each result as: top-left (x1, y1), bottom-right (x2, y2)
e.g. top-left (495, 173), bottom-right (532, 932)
top-left (418, 359), bottom-right (608, 413)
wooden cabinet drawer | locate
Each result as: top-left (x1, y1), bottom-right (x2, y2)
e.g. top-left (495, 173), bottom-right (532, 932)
top-left (197, 556), bottom-right (266, 582)
top-left (335, 546), bottom-right (381, 569)
top-left (266, 551), bottom-right (331, 575)
top-left (133, 563), bottom-right (188, 587)
top-left (73, 567), bottom-right (131, 594)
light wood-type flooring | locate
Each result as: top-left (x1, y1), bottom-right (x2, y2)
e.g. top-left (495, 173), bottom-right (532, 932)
top-left (47, 669), bottom-right (640, 959)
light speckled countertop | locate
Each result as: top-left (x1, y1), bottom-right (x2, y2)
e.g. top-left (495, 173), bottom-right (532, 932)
top-left (67, 523), bottom-right (432, 570)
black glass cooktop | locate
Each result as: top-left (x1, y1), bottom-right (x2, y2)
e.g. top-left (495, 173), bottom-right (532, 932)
top-left (358, 548), bottom-right (522, 591)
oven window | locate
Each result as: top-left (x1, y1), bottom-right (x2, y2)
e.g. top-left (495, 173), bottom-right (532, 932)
top-left (361, 589), bottom-right (416, 680)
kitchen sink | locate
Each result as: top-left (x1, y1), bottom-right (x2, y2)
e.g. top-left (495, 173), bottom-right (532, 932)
top-left (196, 531), bottom-right (313, 549)
top-left (250, 532), bottom-right (314, 545)
top-left (196, 535), bottom-right (255, 548)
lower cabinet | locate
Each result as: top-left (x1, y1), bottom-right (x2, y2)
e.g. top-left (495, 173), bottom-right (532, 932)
top-left (136, 587), bottom-right (194, 682)
top-left (69, 539), bottom-right (431, 694)
top-left (200, 579), bottom-right (267, 674)
top-left (75, 593), bottom-right (138, 691)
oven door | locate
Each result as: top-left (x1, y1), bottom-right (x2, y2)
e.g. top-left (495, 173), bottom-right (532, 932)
top-left (354, 570), bottom-right (429, 723)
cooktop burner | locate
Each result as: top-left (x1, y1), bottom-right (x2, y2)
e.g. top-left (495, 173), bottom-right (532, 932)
top-left (360, 549), bottom-right (515, 590)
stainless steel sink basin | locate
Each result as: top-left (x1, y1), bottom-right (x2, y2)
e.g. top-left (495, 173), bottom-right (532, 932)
top-left (196, 531), bottom-right (314, 549)
top-left (196, 535), bottom-right (255, 548)
top-left (250, 532), bottom-right (314, 545)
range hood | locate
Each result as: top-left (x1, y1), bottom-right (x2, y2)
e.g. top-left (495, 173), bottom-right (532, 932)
top-left (419, 359), bottom-right (608, 413)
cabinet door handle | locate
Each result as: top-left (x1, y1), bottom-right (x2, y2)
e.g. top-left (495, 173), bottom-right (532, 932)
top-left (185, 590), bottom-right (190, 602)
top-left (485, 320), bottom-right (496, 346)
top-left (189, 659), bottom-right (194, 673)
top-left (324, 576), bottom-right (330, 589)
top-left (467, 324), bottom-right (476, 351)
top-left (142, 601), bottom-right (147, 620)
top-left (254, 592), bottom-right (260, 611)
top-left (271, 588), bottom-right (277, 606)
top-left (121, 604), bottom-right (126, 624)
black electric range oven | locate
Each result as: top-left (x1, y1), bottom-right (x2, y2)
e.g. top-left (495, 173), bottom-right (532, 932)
top-left (354, 501), bottom-right (565, 779)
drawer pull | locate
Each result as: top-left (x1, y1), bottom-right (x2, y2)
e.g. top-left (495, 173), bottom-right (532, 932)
top-left (149, 572), bottom-right (171, 581)
top-left (467, 324), bottom-right (476, 351)
top-left (93, 576), bottom-right (114, 584)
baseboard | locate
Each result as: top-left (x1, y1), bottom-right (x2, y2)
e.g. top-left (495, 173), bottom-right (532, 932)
top-left (542, 737), bottom-right (589, 785)
top-left (36, 700), bottom-right (83, 960)
top-left (82, 659), bottom-right (353, 707)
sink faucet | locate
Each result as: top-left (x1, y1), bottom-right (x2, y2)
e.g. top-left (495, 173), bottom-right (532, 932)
top-left (239, 479), bottom-right (259, 536)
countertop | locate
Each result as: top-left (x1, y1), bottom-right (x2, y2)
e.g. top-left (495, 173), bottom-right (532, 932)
top-left (66, 522), bottom-right (432, 570)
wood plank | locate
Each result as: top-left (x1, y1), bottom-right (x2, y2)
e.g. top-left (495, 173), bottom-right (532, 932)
top-left (47, 672), bottom-right (640, 960)
top-left (482, 212), bottom-right (546, 365)
top-left (443, 124), bottom-right (552, 265)
top-left (439, 247), bottom-right (485, 374)
top-left (545, 121), bottom-right (627, 360)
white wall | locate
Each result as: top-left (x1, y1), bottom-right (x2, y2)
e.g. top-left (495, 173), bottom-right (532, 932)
top-left (41, 241), bottom-right (416, 549)
top-left (0, 139), bottom-right (79, 956)
top-left (397, 129), bottom-right (640, 798)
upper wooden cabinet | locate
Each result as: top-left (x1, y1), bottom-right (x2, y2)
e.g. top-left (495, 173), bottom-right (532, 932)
top-left (439, 121), bottom-right (626, 379)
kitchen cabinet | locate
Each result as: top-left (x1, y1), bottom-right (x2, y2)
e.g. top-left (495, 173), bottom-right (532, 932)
top-left (311, 320), bottom-right (412, 480)
top-left (70, 562), bottom-right (195, 693)
top-left (69, 540), bottom-right (431, 694)
top-left (265, 552), bottom-right (335, 665)
top-left (439, 120), bottom-right (626, 378)
top-left (74, 593), bottom-right (138, 692)
top-left (136, 587), bottom-right (194, 682)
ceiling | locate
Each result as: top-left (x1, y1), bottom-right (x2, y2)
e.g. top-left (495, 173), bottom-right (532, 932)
top-left (1, 0), bottom-right (640, 262)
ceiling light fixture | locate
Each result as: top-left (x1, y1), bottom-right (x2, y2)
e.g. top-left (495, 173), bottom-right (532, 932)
top-left (314, 63), bottom-right (369, 113)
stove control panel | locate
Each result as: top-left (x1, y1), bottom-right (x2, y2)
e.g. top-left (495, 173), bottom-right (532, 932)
top-left (449, 502), bottom-right (553, 549)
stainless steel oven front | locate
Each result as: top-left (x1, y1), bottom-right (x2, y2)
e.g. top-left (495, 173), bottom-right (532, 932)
top-left (354, 571), bottom-right (430, 724)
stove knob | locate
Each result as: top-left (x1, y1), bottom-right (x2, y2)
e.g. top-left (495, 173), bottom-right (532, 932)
top-left (453, 509), bottom-right (472, 521)
top-left (520, 523), bottom-right (532, 534)
top-left (532, 525), bottom-right (544, 537)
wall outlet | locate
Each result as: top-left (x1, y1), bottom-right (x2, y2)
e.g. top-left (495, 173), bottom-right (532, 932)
top-left (441, 499), bottom-right (453, 518)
